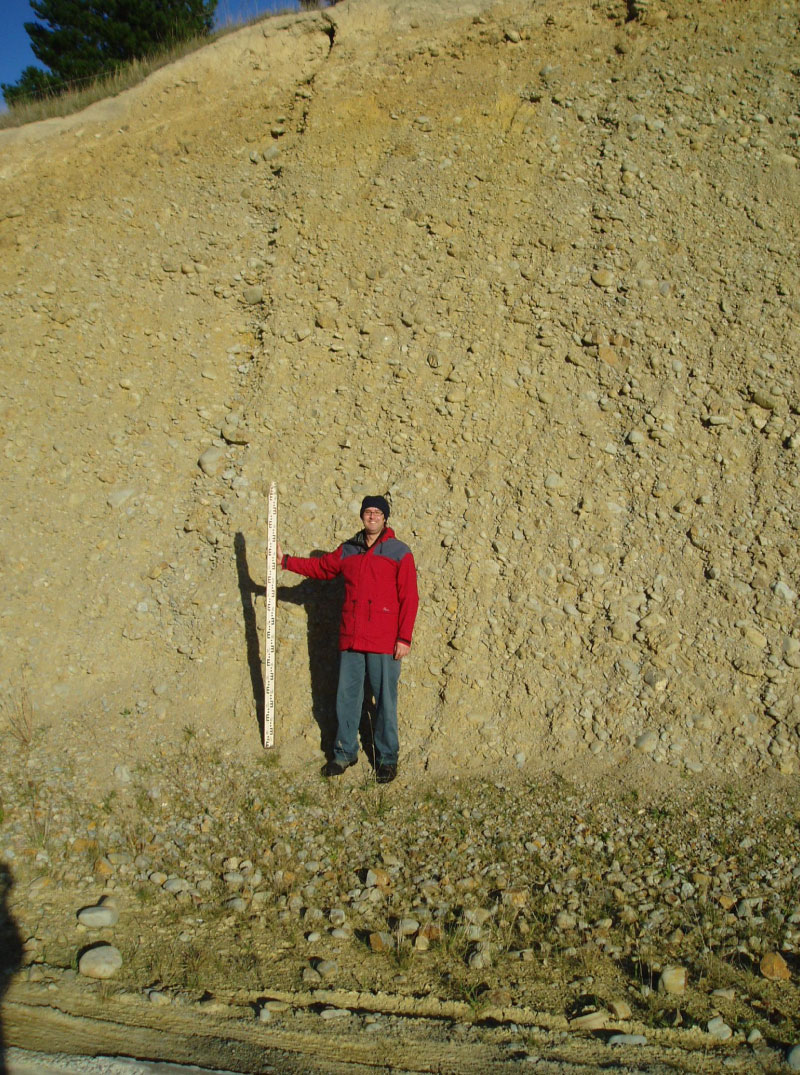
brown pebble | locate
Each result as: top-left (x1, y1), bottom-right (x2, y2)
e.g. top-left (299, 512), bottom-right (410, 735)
top-left (369, 931), bottom-right (392, 953)
top-left (760, 951), bottom-right (791, 981)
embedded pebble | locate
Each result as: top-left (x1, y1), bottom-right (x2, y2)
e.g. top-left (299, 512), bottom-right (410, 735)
top-left (658, 966), bottom-right (687, 995)
top-left (635, 730), bottom-right (659, 753)
top-left (107, 488), bottom-right (136, 509)
top-left (394, 918), bottom-right (420, 936)
top-left (760, 951), bottom-right (791, 980)
top-left (320, 1007), bottom-right (351, 1020)
top-left (570, 1010), bottom-right (609, 1030)
top-left (163, 878), bottom-right (190, 893)
top-left (78, 945), bottom-right (123, 979)
top-left (77, 903), bottom-right (119, 929)
top-left (609, 1034), bottom-right (648, 1046)
top-left (198, 446), bottom-right (225, 476)
top-left (315, 959), bottom-right (338, 979)
top-left (707, 1016), bottom-right (733, 1041)
top-left (591, 268), bottom-right (615, 288)
top-left (369, 932), bottom-right (393, 952)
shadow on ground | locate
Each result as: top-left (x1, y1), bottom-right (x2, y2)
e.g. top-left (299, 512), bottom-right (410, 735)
top-left (0, 863), bottom-right (23, 1075)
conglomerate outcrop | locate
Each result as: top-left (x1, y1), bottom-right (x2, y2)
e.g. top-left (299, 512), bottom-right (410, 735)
top-left (0, 0), bottom-right (798, 786)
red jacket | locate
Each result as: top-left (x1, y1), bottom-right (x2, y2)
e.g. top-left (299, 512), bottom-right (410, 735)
top-left (283, 527), bottom-right (418, 654)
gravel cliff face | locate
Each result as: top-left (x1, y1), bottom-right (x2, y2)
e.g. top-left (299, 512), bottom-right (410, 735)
top-left (0, 0), bottom-right (798, 784)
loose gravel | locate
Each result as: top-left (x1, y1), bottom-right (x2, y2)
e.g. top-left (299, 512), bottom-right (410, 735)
top-left (3, 733), bottom-right (800, 1061)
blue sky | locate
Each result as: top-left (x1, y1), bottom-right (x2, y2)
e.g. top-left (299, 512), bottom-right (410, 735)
top-left (1, 0), bottom-right (299, 102)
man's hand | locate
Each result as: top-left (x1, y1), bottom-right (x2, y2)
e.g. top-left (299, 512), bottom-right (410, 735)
top-left (394, 641), bottom-right (411, 660)
top-left (276, 541), bottom-right (283, 565)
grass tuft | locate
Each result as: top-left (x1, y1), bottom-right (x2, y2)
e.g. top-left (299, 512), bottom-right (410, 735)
top-left (3, 684), bottom-right (36, 749)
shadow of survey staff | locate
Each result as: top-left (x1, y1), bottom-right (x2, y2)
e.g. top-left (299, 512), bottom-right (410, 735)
top-left (234, 530), bottom-right (344, 752)
top-left (0, 862), bottom-right (24, 1075)
top-left (234, 532), bottom-right (266, 740)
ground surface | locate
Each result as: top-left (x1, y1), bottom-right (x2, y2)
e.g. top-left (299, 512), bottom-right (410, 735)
top-left (3, 737), bottom-right (800, 1071)
top-left (1, 0), bottom-right (799, 1070)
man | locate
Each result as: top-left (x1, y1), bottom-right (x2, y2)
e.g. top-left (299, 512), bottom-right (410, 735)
top-left (277, 495), bottom-right (418, 783)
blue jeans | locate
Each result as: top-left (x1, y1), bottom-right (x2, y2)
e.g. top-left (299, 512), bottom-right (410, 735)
top-left (334, 650), bottom-right (401, 767)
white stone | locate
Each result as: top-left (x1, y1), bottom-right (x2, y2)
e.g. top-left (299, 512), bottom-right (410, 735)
top-left (78, 945), bottom-right (122, 979)
top-left (107, 488), bottom-right (136, 508)
top-left (707, 1015), bottom-right (732, 1041)
top-left (658, 966), bottom-right (687, 995)
top-left (635, 730), bottom-right (658, 753)
top-left (77, 903), bottom-right (119, 929)
top-left (198, 446), bottom-right (225, 476)
top-left (774, 581), bottom-right (797, 603)
top-left (320, 1007), bottom-right (351, 1019)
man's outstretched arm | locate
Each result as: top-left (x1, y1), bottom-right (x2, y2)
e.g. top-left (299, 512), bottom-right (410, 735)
top-left (277, 540), bottom-right (343, 580)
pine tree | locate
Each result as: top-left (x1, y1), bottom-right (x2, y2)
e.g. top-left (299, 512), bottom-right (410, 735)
top-left (2, 0), bottom-right (218, 105)
top-left (2, 66), bottom-right (62, 107)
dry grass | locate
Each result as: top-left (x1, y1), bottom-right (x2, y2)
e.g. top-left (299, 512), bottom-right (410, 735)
top-left (2, 683), bottom-right (36, 749)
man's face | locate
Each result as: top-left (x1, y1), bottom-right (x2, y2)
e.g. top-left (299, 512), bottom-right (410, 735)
top-left (361, 508), bottom-right (385, 535)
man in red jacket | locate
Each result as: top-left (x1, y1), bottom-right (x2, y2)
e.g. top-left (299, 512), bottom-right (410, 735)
top-left (277, 496), bottom-right (418, 783)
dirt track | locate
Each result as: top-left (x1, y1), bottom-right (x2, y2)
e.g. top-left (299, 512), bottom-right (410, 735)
top-left (2, 976), bottom-right (776, 1074)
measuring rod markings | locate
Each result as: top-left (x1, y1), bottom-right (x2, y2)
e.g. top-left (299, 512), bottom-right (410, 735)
top-left (264, 481), bottom-right (277, 748)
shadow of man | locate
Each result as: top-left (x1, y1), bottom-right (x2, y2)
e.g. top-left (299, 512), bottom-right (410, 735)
top-left (276, 573), bottom-right (343, 758)
top-left (0, 863), bottom-right (24, 1075)
top-left (276, 573), bottom-right (382, 768)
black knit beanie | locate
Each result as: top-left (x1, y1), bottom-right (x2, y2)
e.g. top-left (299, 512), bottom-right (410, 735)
top-left (360, 495), bottom-right (390, 519)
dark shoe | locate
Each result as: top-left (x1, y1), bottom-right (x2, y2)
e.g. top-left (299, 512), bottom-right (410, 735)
top-left (376, 763), bottom-right (397, 784)
top-left (322, 758), bottom-right (356, 778)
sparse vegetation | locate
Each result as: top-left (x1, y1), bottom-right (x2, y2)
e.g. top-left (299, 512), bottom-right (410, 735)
top-left (2, 684), bottom-right (36, 751)
top-left (0, 6), bottom-right (296, 131)
top-left (3, 733), bottom-right (800, 1061)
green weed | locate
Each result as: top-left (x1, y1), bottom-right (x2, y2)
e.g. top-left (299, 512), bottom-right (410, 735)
top-left (259, 749), bottom-right (281, 770)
